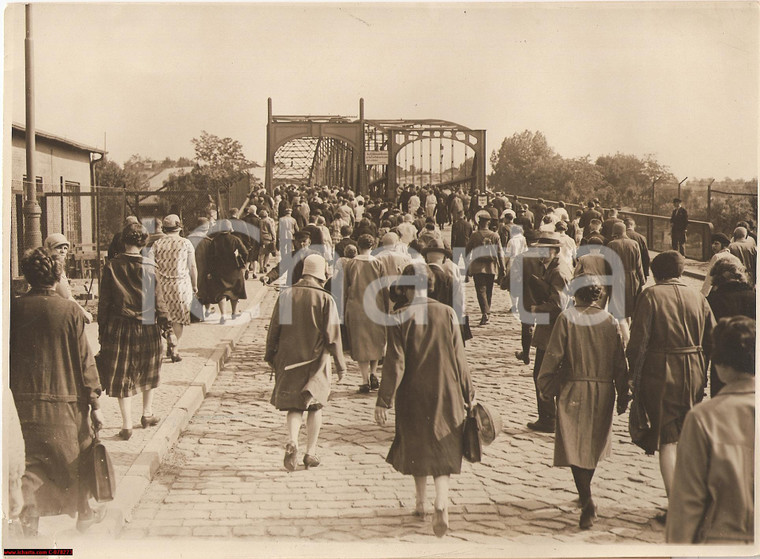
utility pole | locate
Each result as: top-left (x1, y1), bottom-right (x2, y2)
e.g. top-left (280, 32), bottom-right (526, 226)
top-left (677, 176), bottom-right (688, 200)
top-left (24, 3), bottom-right (42, 250)
top-left (706, 178), bottom-right (715, 220)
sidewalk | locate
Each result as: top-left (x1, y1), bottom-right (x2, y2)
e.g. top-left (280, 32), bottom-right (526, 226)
top-left (4, 279), bottom-right (271, 544)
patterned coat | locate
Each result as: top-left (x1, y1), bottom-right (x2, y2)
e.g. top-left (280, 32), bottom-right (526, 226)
top-left (151, 233), bottom-right (196, 324)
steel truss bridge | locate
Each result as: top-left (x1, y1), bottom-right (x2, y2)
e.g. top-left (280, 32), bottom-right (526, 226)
top-left (265, 98), bottom-right (486, 199)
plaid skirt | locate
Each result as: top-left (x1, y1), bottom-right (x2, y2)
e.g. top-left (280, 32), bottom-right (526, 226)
top-left (98, 316), bottom-right (162, 398)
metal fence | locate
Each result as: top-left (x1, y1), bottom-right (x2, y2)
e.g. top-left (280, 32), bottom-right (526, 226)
top-left (502, 194), bottom-right (713, 261)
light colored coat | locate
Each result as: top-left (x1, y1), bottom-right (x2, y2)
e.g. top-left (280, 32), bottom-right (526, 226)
top-left (343, 255), bottom-right (388, 361)
top-left (538, 305), bottom-right (628, 468)
top-left (266, 279), bottom-right (346, 410)
top-left (666, 377), bottom-right (754, 544)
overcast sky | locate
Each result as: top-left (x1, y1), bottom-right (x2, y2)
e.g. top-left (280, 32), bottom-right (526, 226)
top-left (4, 2), bottom-right (758, 180)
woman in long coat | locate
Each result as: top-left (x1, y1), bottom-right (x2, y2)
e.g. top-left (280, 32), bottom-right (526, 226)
top-left (98, 223), bottom-right (167, 439)
top-left (343, 234), bottom-right (388, 393)
top-left (627, 251), bottom-right (715, 521)
top-left (375, 263), bottom-right (475, 538)
top-left (537, 278), bottom-right (629, 529)
top-left (10, 248), bottom-right (105, 536)
top-left (151, 214), bottom-right (197, 360)
top-left (207, 219), bottom-right (248, 323)
top-left (266, 254), bottom-right (347, 471)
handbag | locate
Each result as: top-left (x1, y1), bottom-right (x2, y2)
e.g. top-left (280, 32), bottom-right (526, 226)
top-left (462, 408), bottom-right (482, 463)
top-left (234, 249), bottom-right (246, 269)
top-left (460, 315), bottom-right (473, 342)
top-left (628, 397), bottom-right (656, 455)
top-left (628, 350), bottom-right (656, 455)
top-left (89, 427), bottom-right (116, 502)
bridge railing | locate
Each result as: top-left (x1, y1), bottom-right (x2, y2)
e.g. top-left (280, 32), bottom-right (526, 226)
top-left (501, 194), bottom-right (714, 262)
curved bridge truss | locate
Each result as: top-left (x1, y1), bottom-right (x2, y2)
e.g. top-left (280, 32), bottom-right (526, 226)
top-left (265, 99), bottom-right (486, 199)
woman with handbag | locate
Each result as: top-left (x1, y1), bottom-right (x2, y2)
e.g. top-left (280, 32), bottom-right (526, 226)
top-left (207, 219), bottom-right (248, 323)
top-left (98, 223), bottom-right (168, 440)
top-left (10, 247), bottom-right (106, 536)
top-left (626, 251), bottom-right (715, 524)
top-left (151, 214), bottom-right (197, 361)
top-left (537, 276), bottom-right (629, 529)
top-left (375, 263), bottom-right (475, 538)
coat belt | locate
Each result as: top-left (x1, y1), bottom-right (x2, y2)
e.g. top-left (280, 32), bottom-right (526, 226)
top-left (649, 345), bottom-right (702, 355)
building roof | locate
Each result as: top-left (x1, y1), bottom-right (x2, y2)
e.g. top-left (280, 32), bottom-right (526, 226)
top-left (12, 123), bottom-right (106, 155)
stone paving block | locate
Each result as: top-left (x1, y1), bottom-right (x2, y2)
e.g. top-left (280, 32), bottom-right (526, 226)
top-left (192, 526), bottom-right (232, 537)
top-left (123, 275), bottom-right (695, 546)
top-left (148, 526), bottom-right (193, 537)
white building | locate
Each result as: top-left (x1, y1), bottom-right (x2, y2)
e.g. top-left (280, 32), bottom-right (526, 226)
top-left (10, 123), bottom-right (105, 277)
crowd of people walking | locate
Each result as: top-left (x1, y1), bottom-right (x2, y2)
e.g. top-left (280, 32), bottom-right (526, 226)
top-left (8, 181), bottom-right (756, 542)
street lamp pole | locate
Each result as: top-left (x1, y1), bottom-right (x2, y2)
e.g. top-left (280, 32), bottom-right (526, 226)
top-left (24, 3), bottom-right (42, 250)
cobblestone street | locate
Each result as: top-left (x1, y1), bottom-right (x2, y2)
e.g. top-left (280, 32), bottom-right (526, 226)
top-left (117, 272), bottom-right (699, 551)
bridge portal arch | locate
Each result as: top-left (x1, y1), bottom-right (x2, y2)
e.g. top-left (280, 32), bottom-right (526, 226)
top-left (265, 98), bottom-right (486, 199)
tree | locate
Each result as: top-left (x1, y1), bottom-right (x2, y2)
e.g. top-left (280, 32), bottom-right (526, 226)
top-left (594, 153), bottom-right (675, 211)
top-left (191, 131), bottom-right (254, 192)
top-left (489, 130), bottom-right (557, 194)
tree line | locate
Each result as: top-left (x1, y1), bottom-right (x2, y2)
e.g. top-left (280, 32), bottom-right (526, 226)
top-left (488, 130), bottom-right (757, 234)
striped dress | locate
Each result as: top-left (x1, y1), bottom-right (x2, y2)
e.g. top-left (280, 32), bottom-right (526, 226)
top-left (151, 234), bottom-right (195, 325)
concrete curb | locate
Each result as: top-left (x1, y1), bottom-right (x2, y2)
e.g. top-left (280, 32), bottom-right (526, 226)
top-left (93, 285), bottom-right (270, 537)
top-left (682, 269), bottom-right (706, 281)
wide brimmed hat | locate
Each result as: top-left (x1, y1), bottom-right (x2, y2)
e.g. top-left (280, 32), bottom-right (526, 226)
top-left (473, 402), bottom-right (502, 445)
top-left (421, 238), bottom-right (452, 259)
top-left (162, 214), bottom-right (182, 232)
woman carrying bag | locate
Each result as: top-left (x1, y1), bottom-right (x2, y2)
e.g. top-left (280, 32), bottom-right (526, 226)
top-left (374, 263), bottom-right (475, 538)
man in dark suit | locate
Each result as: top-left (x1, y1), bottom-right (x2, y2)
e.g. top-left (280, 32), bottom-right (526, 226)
top-left (670, 198), bottom-right (689, 255)
top-left (624, 217), bottom-right (650, 280)
top-left (527, 234), bottom-right (572, 433)
top-left (601, 208), bottom-right (624, 243)
top-left (578, 201), bottom-right (602, 232)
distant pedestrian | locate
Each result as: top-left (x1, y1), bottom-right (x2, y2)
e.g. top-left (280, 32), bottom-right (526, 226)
top-left (700, 232), bottom-right (737, 296)
top-left (669, 198), bottom-right (689, 255)
top-left (43, 233), bottom-right (93, 323)
top-left (207, 219), bottom-right (248, 324)
top-left (526, 234), bottom-right (572, 433)
top-left (267, 254), bottom-right (347, 471)
top-left (343, 234), bottom-right (388, 393)
top-left (151, 214), bottom-right (197, 362)
top-left (537, 277), bottom-right (628, 529)
top-left (666, 316), bottom-right (755, 544)
top-left (375, 263), bottom-right (475, 538)
top-left (728, 226), bottom-right (757, 284)
top-left (466, 210), bottom-right (505, 325)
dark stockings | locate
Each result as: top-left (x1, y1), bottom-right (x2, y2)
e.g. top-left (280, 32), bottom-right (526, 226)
top-left (571, 466), bottom-right (595, 506)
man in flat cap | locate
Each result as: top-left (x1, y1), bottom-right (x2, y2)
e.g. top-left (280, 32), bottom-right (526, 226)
top-left (466, 210), bottom-right (505, 325)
